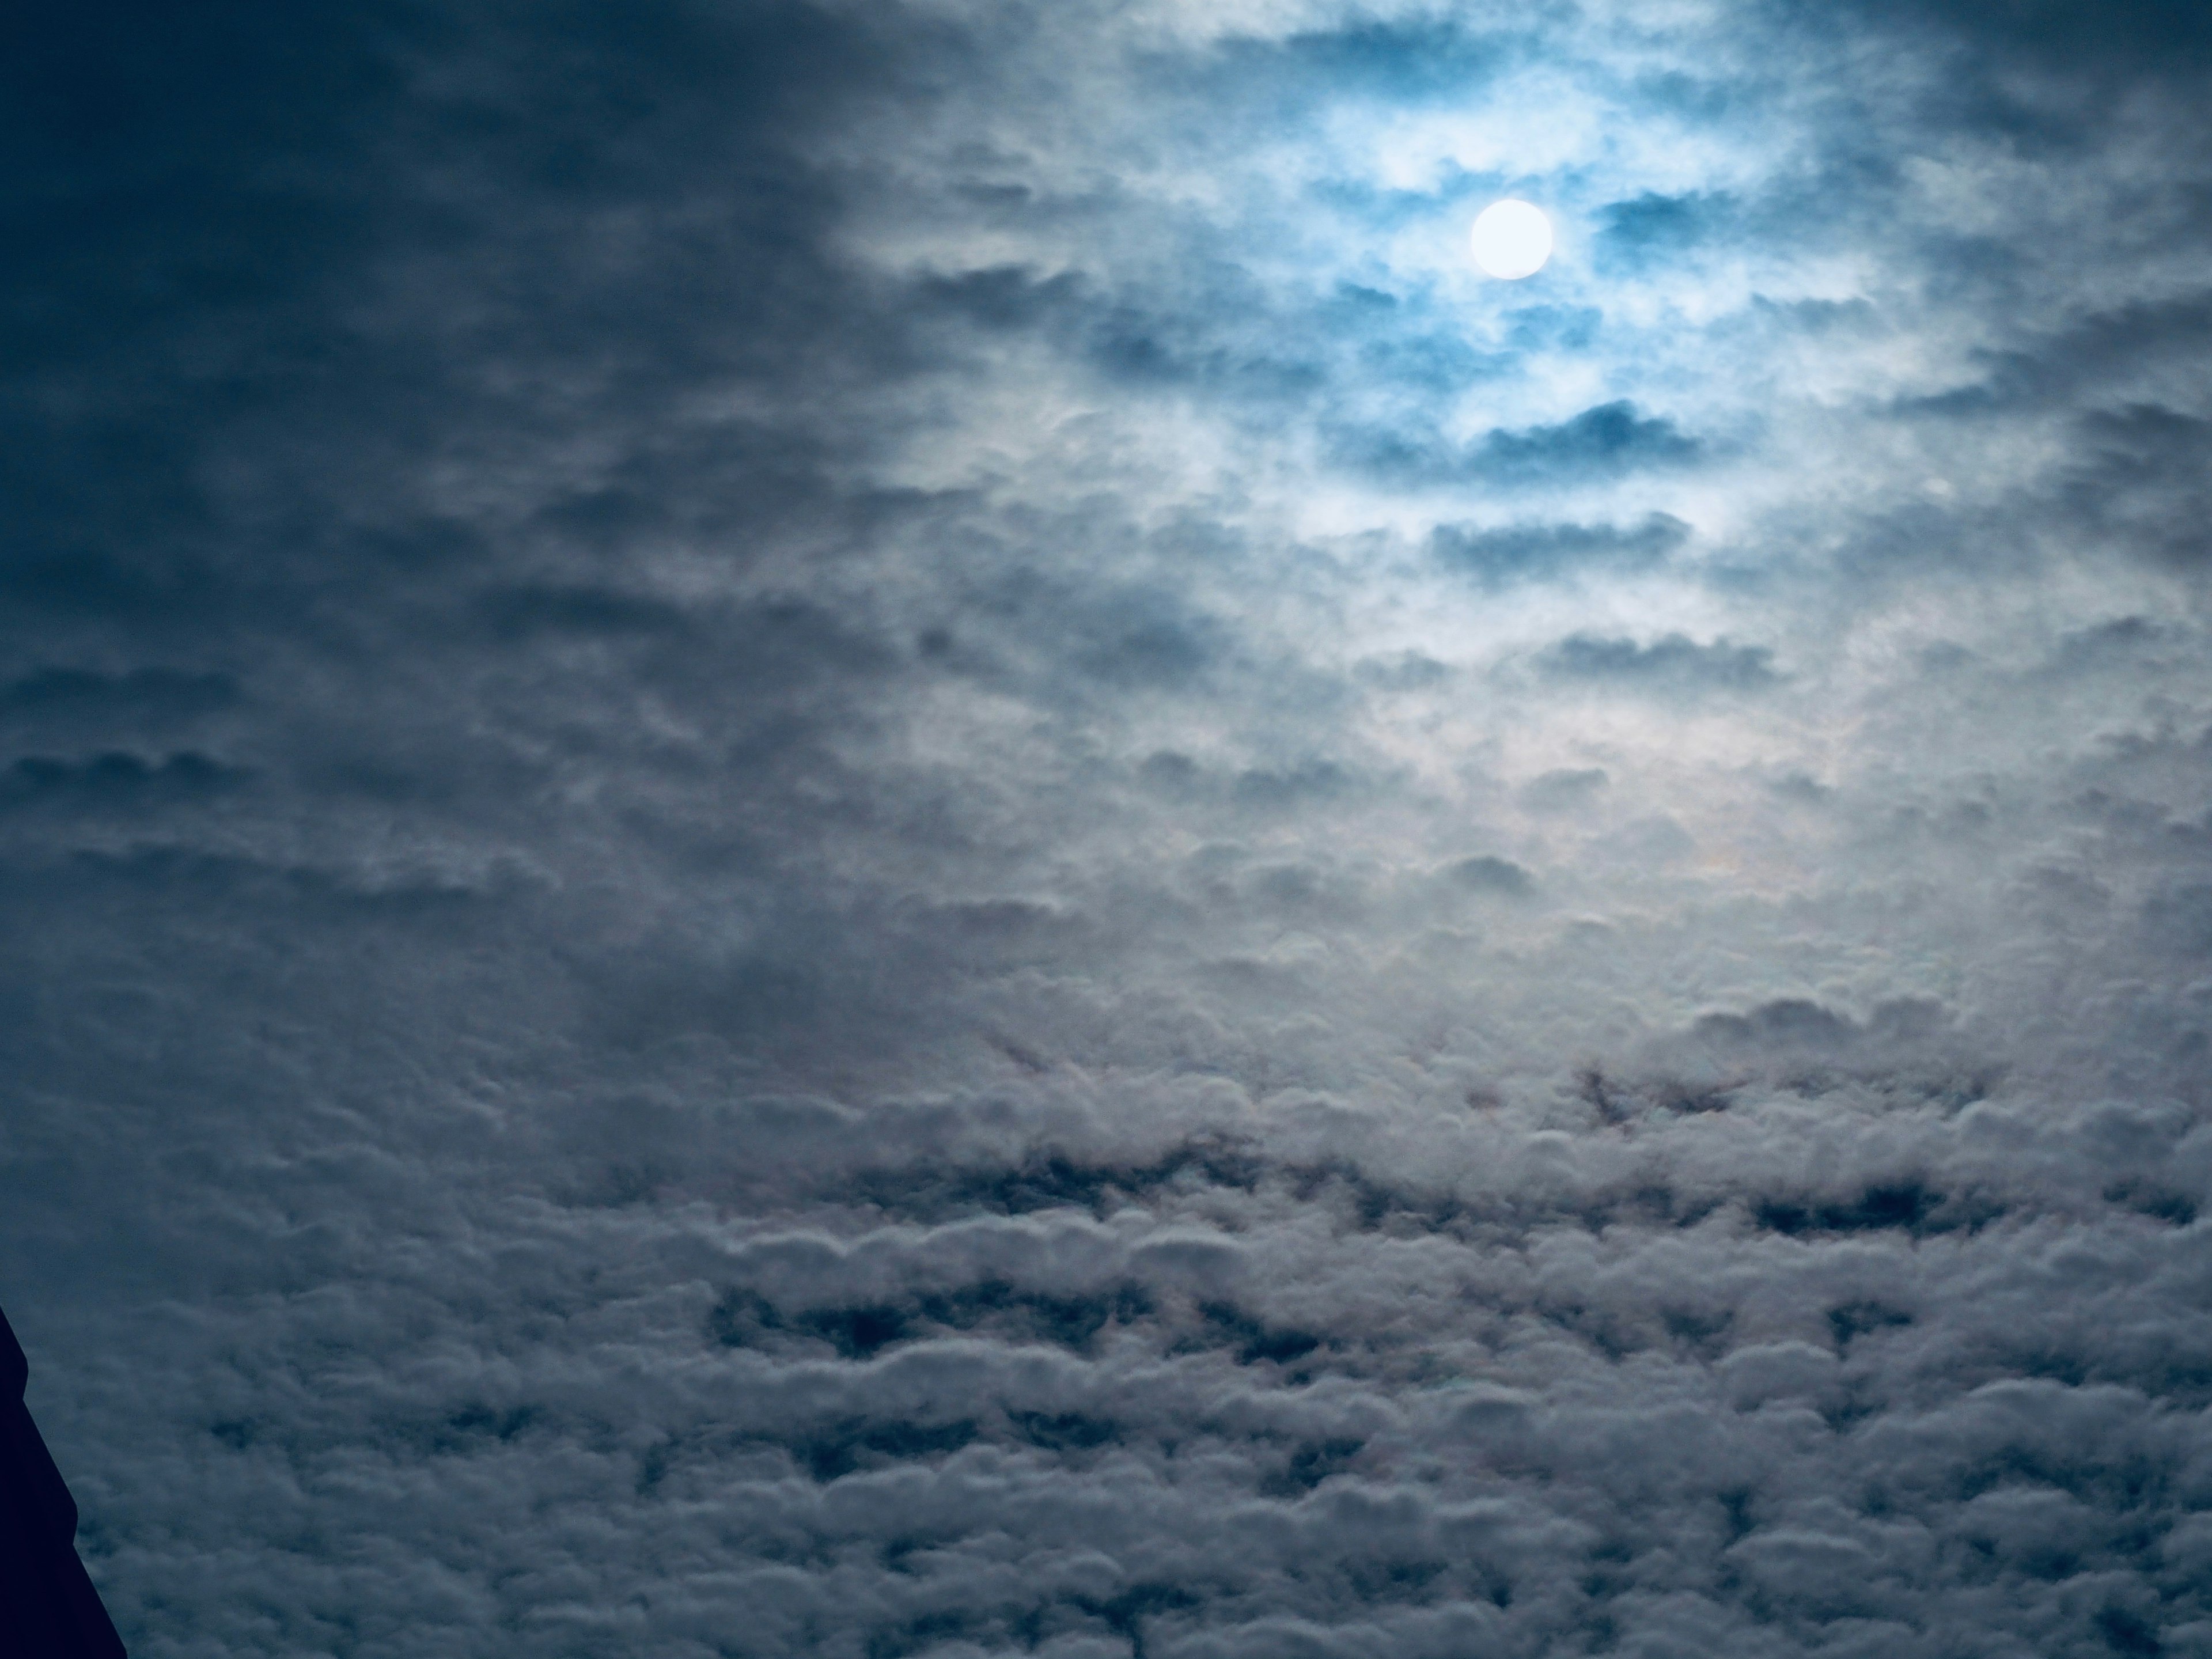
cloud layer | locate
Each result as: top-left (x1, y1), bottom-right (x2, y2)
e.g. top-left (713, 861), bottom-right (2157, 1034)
top-left (5, 1), bottom-right (2212, 1655)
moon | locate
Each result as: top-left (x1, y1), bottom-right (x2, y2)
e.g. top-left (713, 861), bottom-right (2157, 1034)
top-left (1469, 199), bottom-right (1552, 280)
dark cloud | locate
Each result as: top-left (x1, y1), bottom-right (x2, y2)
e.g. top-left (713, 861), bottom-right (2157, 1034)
top-left (1520, 767), bottom-right (1610, 812)
top-left (469, 583), bottom-right (694, 642)
top-left (2064, 404), bottom-right (2212, 567)
top-left (1539, 632), bottom-right (1782, 691)
top-left (1432, 512), bottom-right (1689, 588)
top-left (1203, 16), bottom-right (1515, 106)
top-left (0, 752), bottom-right (249, 810)
top-left (1846, 0), bottom-right (2212, 78)
top-left (1341, 403), bottom-right (1703, 486)
top-left (1444, 854), bottom-right (1536, 896)
top-left (0, 669), bottom-right (238, 721)
top-left (1476, 402), bottom-right (1704, 478)
top-left (1596, 191), bottom-right (1739, 266)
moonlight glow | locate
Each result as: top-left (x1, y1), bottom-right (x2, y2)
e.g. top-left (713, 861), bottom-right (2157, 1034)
top-left (1469, 198), bottom-right (1552, 279)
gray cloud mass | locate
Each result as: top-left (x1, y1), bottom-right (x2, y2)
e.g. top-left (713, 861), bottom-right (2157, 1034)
top-left (6, 2), bottom-right (2212, 1656)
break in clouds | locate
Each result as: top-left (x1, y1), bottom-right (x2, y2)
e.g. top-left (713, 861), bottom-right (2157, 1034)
top-left (7, 1), bottom-right (2212, 1654)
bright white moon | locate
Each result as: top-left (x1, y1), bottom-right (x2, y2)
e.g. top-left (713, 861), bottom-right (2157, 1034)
top-left (1469, 199), bottom-right (1552, 280)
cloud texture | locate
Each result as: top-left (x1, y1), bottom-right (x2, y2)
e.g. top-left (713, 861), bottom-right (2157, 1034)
top-left (6, 1), bottom-right (2212, 1654)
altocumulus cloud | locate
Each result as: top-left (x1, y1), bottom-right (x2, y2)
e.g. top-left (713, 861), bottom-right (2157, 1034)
top-left (6, 2), bottom-right (2212, 1657)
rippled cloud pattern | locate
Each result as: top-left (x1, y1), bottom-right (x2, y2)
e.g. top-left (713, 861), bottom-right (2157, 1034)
top-left (7, 2), bottom-right (2212, 1655)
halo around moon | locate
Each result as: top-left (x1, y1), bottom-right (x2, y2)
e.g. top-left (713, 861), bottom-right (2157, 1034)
top-left (1469, 199), bottom-right (1552, 280)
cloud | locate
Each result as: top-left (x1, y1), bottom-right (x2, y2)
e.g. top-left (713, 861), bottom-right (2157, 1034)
top-left (1596, 191), bottom-right (1740, 266)
top-left (1342, 403), bottom-right (1703, 486)
top-left (1432, 512), bottom-right (1689, 588)
top-left (1537, 632), bottom-right (1782, 691)
top-left (2063, 404), bottom-right (2212, 567)
top-left (6, 0), bottom-right (2212, 1655)
top-left (1520, 767), bottom-right (1610, 812)
top-left (0, 751), bottom-right (249, 810)
top-left (1476, 402), bottom-right (1703, 479)
top-left (0, 669), bottom-right (238, 721)
top-left (1442, 854), bottom-right (1536, 896)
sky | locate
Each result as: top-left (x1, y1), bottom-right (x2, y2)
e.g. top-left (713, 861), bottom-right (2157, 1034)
top-left (6, 2), bottom-right (2212, 1655)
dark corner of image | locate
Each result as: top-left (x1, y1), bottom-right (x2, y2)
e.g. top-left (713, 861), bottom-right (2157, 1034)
top-left (1, 1299), bottom-right (126, 1658)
